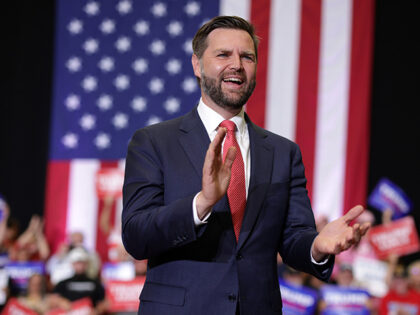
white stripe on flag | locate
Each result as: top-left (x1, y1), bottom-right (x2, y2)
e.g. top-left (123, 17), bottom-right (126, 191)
top-left (219, 0), bottom-right (250, 19)
top-left (67, 159), bottom-right (100, 250)
top-left (265, 0), bottom-right (301, 140)
top-left (312, 0), bottom-right (353, 220)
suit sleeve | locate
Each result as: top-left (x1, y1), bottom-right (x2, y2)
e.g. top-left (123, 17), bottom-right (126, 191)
top-left (122, 128), bottom-right (199, 260)
top-left (278, 143), bottom-right (334, 281)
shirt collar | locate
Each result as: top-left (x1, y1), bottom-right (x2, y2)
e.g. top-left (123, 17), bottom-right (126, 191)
top-left (197, 98), bottom-right (246, 136)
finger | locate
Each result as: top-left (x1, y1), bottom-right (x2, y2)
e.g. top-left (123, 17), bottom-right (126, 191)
top-left (360, 222), bottom-right (371, 236)
top-left (223, 146), bottom-right (237, 170)
top-left (210, 127), bottom-right (227, 155)
top-left (343, 205), bottom-right (364, 224)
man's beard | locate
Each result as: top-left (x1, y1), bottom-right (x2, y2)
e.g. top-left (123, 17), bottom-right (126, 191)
top-left (200, 72), bottom-right (256, 110)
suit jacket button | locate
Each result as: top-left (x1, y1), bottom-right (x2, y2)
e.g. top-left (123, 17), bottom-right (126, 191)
top-left (236, 254), bottom-right (243, 260)
top-left (228, 294), bottom-right (237, 302)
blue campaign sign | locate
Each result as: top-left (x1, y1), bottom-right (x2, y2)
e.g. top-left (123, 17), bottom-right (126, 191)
top-left (5, 261), bottom-right (45, 290)
top-left (320, 285), bottom-right (370, 315)
top-left (279, 279), bottom-right (318, 315)
top-left (368, 178), bottom-right (413, 219)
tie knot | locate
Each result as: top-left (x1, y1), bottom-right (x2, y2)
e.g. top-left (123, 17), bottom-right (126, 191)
top-left (219, 120), bottom-right (236, 132)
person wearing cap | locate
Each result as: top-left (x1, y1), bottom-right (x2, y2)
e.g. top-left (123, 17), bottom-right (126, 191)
top-left (51, 247), bottom-right (107, 313)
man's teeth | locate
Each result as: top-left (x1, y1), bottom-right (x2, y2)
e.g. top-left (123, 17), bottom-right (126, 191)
top-left (223, 78), bottom-right (243, 84)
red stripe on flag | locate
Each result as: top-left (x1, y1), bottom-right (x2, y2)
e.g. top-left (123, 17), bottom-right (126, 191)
top-left (343, 0), bottom-right (375, 214)
top-left (294, 0), bottom-right (322, 200)
top-left (44, 161), bottom-right (70, 253)
top-left (247, 0), bottom-right (271, 127)
top-left (95, 161), bottom-right (119, 262)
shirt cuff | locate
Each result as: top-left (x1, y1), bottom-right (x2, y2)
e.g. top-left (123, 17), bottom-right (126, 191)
top-left (193, 193), bottom-right (211, 226)
top-left (310, 241), bottom-right (330, 265)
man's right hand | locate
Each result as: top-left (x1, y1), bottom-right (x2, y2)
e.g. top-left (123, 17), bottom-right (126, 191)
top-left (196, 127), bottom-right (236, 220)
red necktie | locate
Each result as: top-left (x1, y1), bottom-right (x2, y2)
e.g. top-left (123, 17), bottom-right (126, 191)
top-left (220, 120), bottom-right (246, 241)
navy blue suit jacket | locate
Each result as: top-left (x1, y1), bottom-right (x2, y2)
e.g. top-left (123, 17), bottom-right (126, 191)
top-left (122, 107), bottom-right (333, 315)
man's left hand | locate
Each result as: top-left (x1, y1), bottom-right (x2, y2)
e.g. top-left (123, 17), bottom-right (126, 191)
top-left (311, 205), bottom-right (371, 262)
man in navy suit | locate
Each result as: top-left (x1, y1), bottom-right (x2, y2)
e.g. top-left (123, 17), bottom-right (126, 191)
top-left (122, 16), bottom-right (370, 315)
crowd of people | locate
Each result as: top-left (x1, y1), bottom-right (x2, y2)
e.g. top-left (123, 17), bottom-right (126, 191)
top-left (1, 194), bottom-right (420, 314)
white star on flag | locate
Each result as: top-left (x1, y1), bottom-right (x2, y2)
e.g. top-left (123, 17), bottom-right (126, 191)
top-left (66, 57), bottom-right (82, 72)
top-left (116, 0), bottom-right (132, 15)
top-left (83, 38), bottom-right (99, 54)
top-left (131, 96), bottom-right (147, 112)
top-left (146, 116), bottom-right (162, 126)
top-left (94, 133), bottom-right (111, 149)
top-left (112, 112), bottom-right (129, 129)
top-left (79, 113), bottom-right (96, 130)
top-left (164, 97), bottom-right (181, 114)
top-left (149, 40), bottom-right (166, 55)
top-left (132, 58), bottom-right (148, 74)
top-left (100, 19), bottom-right (115, 34)
top-left (167, 21), bottom-right (183, 37)
top-left (148, 78), bottom-right (164, 94)
top-left (97, 94), bottom-right (113, 111)
top-left (68, 19), bottom-right (83, 34)
top-left (115, 36), bottom-right (131, 53)
top-left (81, 76), bottom-right (98, 92)
top-left (62, 133), bottom-right (78, 148)
top-left (182, 77), bottom-right (197, 93)
top-left (133, 20), bottom-right (150, 36)
top-left (166, 59), bottom-right (182, 75)
top-left (184, 1), bottom-right (200, 16)
top-left (98, 56), bottom-right (115, 72)
top-left (65, 94), bottom-right (81, 110)
top-left (114, 74), bottom-right (130, 90)
top-left (151, 2), bottom-right (167, 17)
top-left (84, 2), bottom-right (100, 16)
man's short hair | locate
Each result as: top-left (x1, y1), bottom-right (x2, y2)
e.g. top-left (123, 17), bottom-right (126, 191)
top-left (192, 16), bottom-right (259, 60)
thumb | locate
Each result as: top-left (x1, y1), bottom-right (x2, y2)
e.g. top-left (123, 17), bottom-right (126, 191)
top-left (343, 205), bottom-right (364, 224)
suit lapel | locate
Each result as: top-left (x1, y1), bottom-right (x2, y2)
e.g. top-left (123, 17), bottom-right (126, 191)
top-left (237, 118), bottom-right (274, 250)
top-left (178, 107), bottom-right (211, 178)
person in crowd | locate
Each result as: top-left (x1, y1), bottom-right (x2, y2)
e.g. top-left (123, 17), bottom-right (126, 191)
top-left (380, 264), bottom-right (420, 314)
top-left (17, 273), bottom-right (52, 314)
top-left (408, 260), bottom-right (420, 294)
top-left (46, 231), bottom-right (100, 284)
top-left (9, 215), bottom-right (49, 262)
top-left (51, 247), bottom-right (108, 313)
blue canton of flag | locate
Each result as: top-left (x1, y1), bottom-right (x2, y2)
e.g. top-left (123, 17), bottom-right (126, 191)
top-left (50, 0), bottom-right (219, 160)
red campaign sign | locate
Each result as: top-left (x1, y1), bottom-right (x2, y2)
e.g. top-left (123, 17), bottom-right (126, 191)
top-left (106, 276), bottom-right (146, 312)
top-left (1, 298), bottom-right (38, 315)
top-left (95, 168), bottom-right (124, 198)
top-left (46, 298), bottom-right (93, 315)
top-left (368, 216), bottom-right (420, 259)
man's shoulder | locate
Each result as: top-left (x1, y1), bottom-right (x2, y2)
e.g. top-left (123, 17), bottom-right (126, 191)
top-left (249, 122), bottom-right (299, 150)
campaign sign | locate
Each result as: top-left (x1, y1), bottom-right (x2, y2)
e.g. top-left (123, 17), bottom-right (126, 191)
top-left (353, 256), bottom-right (388, 297)
top-left (1, 298), bottom-right (38, 315)
top-left (5, 261), bottom-right (44, 290)
top-left (106, 276), bottom-right (145, 312)
top-left (46, 298), bottom-right (93, 315)
top-left (368, 178), bottom-right (412, 219)
top-left (101, 261), bottom-right (135, 283)
top-left (279, 279), bottom-right (318, 315)
top-left (368, 216), bottom-right (420, 259)
top-left (321, 285), bottom-right (370, 315)
top-left (96, 168), bottom-right (124, 198)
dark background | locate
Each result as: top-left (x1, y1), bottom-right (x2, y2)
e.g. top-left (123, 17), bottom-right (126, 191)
top-left (1, 1), bottom-right (419, 260)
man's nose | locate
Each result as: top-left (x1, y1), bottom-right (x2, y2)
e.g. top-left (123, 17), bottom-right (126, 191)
top-left (229, 54), bottom-right (243, 70)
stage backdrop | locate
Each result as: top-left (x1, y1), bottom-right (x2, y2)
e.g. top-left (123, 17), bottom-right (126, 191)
top-left (45, 0), bottom-right (374, 260)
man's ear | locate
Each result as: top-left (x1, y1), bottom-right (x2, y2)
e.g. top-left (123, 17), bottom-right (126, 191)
top-left (191, 54), bottom-right (201, 79)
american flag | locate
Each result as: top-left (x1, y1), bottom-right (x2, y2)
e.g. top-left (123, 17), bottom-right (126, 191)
top-left (45, 0), bottom-right (374, 260)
